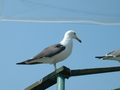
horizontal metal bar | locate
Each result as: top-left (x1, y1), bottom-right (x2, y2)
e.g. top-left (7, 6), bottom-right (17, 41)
top-left (70, 66), bottom-right (120, 76)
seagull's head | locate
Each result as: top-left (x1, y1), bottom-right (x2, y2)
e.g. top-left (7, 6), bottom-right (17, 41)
top-left (65, 30), bottom-right (82, 43)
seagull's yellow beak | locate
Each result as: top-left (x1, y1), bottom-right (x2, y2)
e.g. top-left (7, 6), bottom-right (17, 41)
top-left (75, 37), bottom-right (82, 43)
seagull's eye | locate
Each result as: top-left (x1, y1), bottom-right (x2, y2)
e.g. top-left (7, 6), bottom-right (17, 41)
top-left (73, 33), bottom-right (76, 35)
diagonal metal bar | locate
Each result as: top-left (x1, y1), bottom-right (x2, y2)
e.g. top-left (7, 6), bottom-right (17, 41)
top-left (24, 66), bottom-right (70, 90)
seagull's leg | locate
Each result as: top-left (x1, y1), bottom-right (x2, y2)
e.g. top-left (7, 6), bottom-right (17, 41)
top-left (54, 63), bottom-right (57, 70)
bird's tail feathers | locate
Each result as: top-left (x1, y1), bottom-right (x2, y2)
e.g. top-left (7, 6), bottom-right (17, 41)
top-left (16, 59), bottom-right (43, 65)
top-left (16, 61), bottom-right (26, 65)
top-left (95, 56), bottom-right (105, 59)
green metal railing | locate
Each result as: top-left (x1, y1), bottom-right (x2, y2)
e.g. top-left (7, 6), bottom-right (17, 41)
top-left (24, 66), bottom-right (120, 90)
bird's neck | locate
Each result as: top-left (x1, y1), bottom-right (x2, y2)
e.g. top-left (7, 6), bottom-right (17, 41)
top-left (60, 36), bottom-right (73, 47)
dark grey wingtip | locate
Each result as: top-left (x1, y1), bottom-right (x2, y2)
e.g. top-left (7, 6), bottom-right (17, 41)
top-left (16, 62), bottom-right (26, 65)
top-left (95, 56), bottom-right (105, 59)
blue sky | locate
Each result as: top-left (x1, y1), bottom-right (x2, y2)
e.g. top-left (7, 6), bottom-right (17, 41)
top-left (1, 0), bottom-right (120, 90)
top-left (1, 22), bottom-right (120, 90)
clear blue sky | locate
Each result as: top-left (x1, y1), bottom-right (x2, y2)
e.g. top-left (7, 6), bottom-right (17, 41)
top-left (1, 0), bottom-right (120, 90)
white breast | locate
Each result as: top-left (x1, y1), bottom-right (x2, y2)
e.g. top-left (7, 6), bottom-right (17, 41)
top-left (52, 39), bottom-right (73, 64)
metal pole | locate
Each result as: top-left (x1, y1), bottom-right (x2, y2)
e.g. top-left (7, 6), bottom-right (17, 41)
top-left (57, 74), bottom-right (65, 90)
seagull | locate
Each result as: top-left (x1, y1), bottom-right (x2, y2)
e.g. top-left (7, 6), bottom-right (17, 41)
top-left (17, 30), bottom-right (81, 70)
top-left (95, 49), bottom-right (120, 62)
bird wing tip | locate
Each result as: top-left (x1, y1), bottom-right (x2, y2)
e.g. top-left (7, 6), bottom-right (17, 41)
top-left (95, 56), bottom-right (105, 59)
top-left (16, 62), bottom-right (26, 64)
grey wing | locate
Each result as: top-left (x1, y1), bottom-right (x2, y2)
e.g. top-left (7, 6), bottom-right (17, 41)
top-left (107, 51), bottom-right (114, 55)
top-left (107, 49), bottom-right (120, 57)
top-left (32, 44), bottom-right (66, 59)
top-left (16, 44), bottom-right (66, 64)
